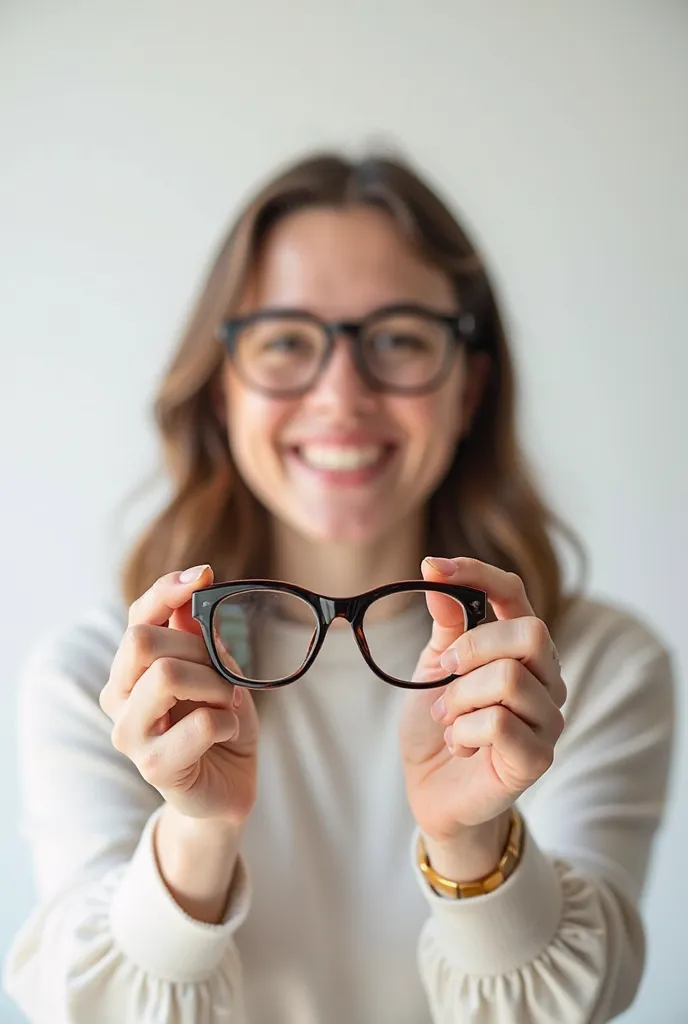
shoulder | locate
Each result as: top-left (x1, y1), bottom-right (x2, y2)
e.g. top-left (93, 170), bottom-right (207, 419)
top-left (552, 592), bottom-right (675, 725)
top-left (554, 592), bottom-right (671, 662)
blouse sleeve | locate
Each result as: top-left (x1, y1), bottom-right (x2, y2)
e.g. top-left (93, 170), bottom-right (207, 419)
top-left (2, 610), bottom-right (251, 1024)
top-left (414, 616), bottom-right (675, 1024)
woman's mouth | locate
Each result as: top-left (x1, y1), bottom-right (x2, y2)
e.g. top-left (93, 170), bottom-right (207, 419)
top-left (287, 442), bottom-right (395, 485)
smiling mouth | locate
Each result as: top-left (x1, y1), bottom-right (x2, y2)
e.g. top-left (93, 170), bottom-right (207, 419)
top-left (290, 443), bottom-right (395, 474)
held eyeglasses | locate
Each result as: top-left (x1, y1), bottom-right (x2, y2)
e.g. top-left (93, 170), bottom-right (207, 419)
top-left (192, 579), bottom-right (487, 690)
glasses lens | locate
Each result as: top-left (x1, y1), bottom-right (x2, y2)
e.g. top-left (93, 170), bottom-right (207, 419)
top-left (212, 588), bottom-right (319, 684)
top-left (362, 587), bottom-right (467, 685)
top-left (234, 317), bottom-right (325, 393)
top-left (361, 312), bottom-right (450, 390)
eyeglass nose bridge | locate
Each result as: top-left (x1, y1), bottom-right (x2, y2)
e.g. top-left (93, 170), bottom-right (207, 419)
top-left (323, 320), bottom-right (364, 342)
top-left (317, 595), bottom-right (361, 624)
top-left (317, 595), bottom-right (374, 660)
top-left (314, 321), bottom-right (381, 392)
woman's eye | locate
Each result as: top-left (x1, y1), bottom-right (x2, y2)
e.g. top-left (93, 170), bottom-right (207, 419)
top-left (262, 334), bottom-right (310, 354)
top-left (373, 331), bottom-right (430, 351)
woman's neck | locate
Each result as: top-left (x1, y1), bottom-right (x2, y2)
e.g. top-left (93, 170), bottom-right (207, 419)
top-left (268, 514), bottom-right (427, 597)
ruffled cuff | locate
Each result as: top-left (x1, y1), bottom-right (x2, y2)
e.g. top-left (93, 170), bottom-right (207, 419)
top-left (412, 820), bottom-right (565, 975)
top-left (110, 806), bottom-right (251, 982)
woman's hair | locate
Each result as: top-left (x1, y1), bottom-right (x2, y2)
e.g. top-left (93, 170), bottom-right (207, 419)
top-left (121, 151), bottom-right (586, 628)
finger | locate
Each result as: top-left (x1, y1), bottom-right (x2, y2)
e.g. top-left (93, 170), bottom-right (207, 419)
top-left (128, 565), bottom-right (214, 628)
top-left (431, 659), bottom-right (565, 743)
top-left (111, 658), bottom-right (236, 751)
top-left (422, 583), bottom-right (470, 657)
top-left (100, 625), bottom-right (209, 720)
top-left (102, 623), bottom-right (212, 716)
top-left (446, 705), bottom-right (554, 784)
top-left (439, 617), bottom-right (566, 707)
top-left (215, 633), bottom-right (243, 677)
top-left (422, 556), bottom-right (535, 625)
top-left (136, 706), bottom-right (240, 790)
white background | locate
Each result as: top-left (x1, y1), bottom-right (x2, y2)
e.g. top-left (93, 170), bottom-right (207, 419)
top-left (1, 1), bottom-right (686, 1020)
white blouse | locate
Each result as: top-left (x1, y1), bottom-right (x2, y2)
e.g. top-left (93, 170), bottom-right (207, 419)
top-left (3, 593), bottom-right (675, 1023)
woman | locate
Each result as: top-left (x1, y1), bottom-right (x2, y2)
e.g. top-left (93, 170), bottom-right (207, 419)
top-left (4, 152), bottom-right (675, 1023)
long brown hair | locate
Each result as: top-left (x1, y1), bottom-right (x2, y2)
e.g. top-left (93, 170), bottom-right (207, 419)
top-left (121, 151), bottom-right (586, 628)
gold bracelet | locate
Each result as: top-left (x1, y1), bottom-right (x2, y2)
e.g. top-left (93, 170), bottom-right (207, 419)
top-left (417, 809), bottom-right (524, 899)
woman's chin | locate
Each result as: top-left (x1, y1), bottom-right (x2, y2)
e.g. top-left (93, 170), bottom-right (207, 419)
top-left (291, 509), bottom-right (391, 547)
top-left (305, 523), bottom-right (384, 547)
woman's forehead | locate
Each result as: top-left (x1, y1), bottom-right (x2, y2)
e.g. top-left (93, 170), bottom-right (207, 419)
top-left (240, 206), bottom-right (455, 318)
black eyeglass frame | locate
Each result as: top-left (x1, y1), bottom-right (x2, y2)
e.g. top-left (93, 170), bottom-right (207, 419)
top-left (191, 579), bottom-right (487, 690)
top-left (215, 303), bottom-right (483, 397)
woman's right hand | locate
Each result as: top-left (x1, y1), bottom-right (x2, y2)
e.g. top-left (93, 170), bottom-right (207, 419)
top-left (99, 565), bottom-right (259, 825)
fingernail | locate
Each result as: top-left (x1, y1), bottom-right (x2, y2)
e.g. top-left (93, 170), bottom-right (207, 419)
top-left (440, 648), bottom-right (460, 673)
top-left (178, 564), bottom-right (209, 583)
top-left (444, 726), bottom-right (454, 750)
top-left (423, 557), bottom-right (456, 576)
top-left (430, 695), bottom-right (446, 722)
top-left (232, 686), bottom-right (243, 709)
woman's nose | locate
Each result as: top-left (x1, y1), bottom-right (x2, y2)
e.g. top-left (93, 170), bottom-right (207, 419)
top-left (305, 334), bottom-right (376, 412)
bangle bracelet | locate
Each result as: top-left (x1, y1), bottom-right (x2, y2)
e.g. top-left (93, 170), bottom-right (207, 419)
top-left (417, 809), bottom-right (524, 899)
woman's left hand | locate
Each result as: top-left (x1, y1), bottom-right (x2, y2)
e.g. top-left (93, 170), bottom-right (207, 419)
top-left (399, 557), bottom-right (567, 847)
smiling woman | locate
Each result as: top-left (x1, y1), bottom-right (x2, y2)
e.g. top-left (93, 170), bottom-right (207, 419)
top-left (219, 204), bottom-right (491, 551)
top-left (120, 154), bottom-right (576, 619)
top-left (4, 152), bottom-right (675, 1024)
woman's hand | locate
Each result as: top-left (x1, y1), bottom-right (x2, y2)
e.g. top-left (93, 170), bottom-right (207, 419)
top-left (99, 565), bottom-right (259, 826)
top-left (399, 557), bottom-right (566, 856)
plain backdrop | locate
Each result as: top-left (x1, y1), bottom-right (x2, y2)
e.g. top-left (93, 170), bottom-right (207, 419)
top-left (1, 1), bottom-right (686, 1021)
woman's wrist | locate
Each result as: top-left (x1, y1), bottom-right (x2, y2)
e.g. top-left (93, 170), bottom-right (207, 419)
top-left (154, 803), bottom-right (246, 924)
top-left (421, 809), bottom-right (512, 884)
top-left (161, 802), bottom-right (246, 840)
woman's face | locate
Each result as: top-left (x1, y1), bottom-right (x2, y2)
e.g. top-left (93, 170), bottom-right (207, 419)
top-left (220, 205), bottom-right (486, 545)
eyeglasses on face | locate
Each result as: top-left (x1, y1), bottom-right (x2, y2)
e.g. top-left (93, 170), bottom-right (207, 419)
top-left (191, 579), bottom-right (487, 690)
top-left (215, 303), bottom-right (483, 397)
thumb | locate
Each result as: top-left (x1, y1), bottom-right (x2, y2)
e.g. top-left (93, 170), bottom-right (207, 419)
top-left (225, 682), bottom-right (259, 754)
top-left (169, 566), bottom-right (215, 636)
top-left (420, 557), bottom-right (467, 655)
top-left (169, 600), bottom-right (205, 638)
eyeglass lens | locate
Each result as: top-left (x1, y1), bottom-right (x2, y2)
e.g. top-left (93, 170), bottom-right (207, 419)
top-left (210, 587), bottom-right (469, 685)
top-left (233, 312), bottom-right (452, 393)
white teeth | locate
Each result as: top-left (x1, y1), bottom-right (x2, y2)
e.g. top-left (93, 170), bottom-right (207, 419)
top-left (298, 444), bottom-right (385, 471)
